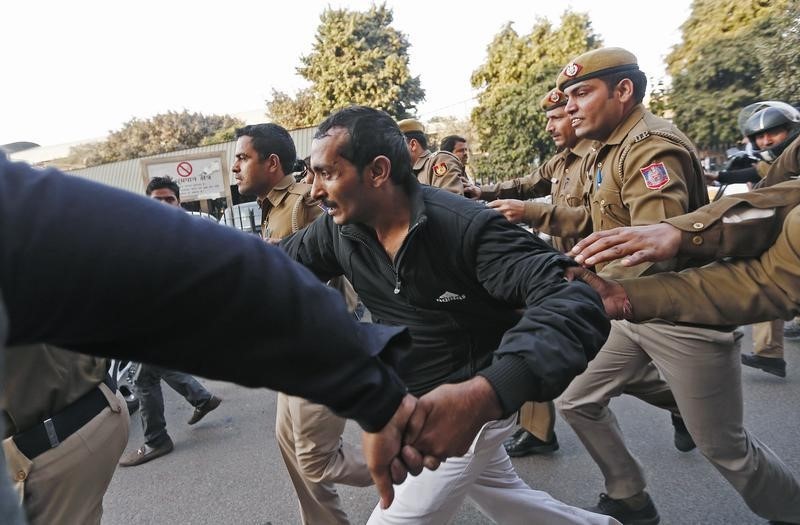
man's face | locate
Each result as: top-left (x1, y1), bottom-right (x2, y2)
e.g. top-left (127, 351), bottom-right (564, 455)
top-left (755, 127), bottom-right (789, 150)
top-left (545, 106), bottom-right (577, 149)
top-left (232, 136), bottom-right (270, 197)
top-left (149, 188), bottom-right (181, 208)
top-left (451, 141), bottom-right (469, 164)
top-left (564, 78), bottom-right (627, 142)
top-left (310, 128), bottom-right (372, 225)
top-left (404, 137), bottom-right (422, 163)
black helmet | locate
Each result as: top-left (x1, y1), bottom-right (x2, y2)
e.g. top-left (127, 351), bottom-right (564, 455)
top-left (742, 102), bottom-right (800, 162)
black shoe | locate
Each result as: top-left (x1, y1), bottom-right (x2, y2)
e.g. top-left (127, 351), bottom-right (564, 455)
top-left (188, 395), bottom-right (222, 425)
top-left (503, 428), bottom-right (526, 449)
top-left (784, 320), bottom-right (800, 339)
top-left (670, 415), bottom-right (696, 452)
top-left (741, 353), bottom-right (786, 378)
top-left (119, 437), bottom-right (174, 467)
top-left (504, 430), bottom-right (559, 457)
top-left (585, 492), bottom-right (660, 525)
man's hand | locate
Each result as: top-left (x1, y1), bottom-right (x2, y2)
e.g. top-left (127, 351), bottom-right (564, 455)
top-left (403, 376), bottom-right (502, 460)
top-left (564, 266), bottom-right (631, 320)
top-left (463, 183), bottom-right (482, 200)
top-left (704, 171), bottom-right (719, 185)
top-left (569, 223), bottom-right (682, 267)
top-left (487, 199), bottom-right (526, 224)
top-left (362, 394), bottom-right (443, 509)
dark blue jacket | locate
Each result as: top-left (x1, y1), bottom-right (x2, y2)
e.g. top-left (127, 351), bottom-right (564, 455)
top-left (0, 158), bottom-right (408, 432)
top-left (282, 181), bottom-right (610, 415)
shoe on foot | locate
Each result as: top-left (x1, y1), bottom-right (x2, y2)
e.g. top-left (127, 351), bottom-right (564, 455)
top-left (503, 428), bottom-right (526, 449)
top-left (670, 415), bottom-right (696, 452)
top-left (188, 395), bottom-right (222, 425)
top-left (585, 492), bottom-right (660, 525)
top-left (119, 438), bottom-right (174, 467)
top-left (504, 430), bottom-right (559, 457)
top-left (784, 319), bottom-right (800, 339)
top-left (741, 353), bottom-right (786, 378)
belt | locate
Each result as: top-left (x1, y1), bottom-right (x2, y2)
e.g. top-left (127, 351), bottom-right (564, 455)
top-left (12, 376), bottom-right (114, 459)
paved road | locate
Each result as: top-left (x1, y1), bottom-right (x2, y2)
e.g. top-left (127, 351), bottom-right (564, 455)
top-left (103, 330), bottom-right (799, 524)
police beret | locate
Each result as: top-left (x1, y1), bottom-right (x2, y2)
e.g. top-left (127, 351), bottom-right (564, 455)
top-left (397, 119), bottom-right (425, 134)
top-left (540, 88), bottom-right (568, 111)
top-left (556, 47), bottom-right (639, 91)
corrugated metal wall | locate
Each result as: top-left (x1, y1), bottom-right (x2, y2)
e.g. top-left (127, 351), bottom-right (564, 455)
top-left (66, 126), bottom-right (317, 194)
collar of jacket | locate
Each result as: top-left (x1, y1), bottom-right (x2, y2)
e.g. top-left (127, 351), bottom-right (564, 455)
top-left (603, 103), bottom-right (646, 147)
top-left (257, 175), bottom-right (296, 210)
top-left (413, 150), bottom-right (433, 170)
top-left (340, 178), bottom-right (428, 243)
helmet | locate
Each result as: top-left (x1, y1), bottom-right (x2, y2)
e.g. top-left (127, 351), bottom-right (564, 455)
top-left (742, 102), bottom-right (800, 162)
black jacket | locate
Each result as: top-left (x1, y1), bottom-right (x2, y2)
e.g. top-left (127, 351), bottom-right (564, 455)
top-left (0, 158), bottom-right (409, 433)
top-left (282, 181), bottom-right (610, 415)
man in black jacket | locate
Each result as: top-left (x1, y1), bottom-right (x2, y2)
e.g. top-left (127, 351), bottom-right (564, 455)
top-left (282, 106), bottom-right (614, 524)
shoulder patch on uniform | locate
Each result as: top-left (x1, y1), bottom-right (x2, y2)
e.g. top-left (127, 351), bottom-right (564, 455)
top-left (639, 162), bottom-right (670, 190)
top-left (433, 162), bottom-right (448, 176)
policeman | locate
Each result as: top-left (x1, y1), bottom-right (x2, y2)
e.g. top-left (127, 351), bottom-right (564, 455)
top-left (2, 344), bottom-right (129, 524)
top-left (554, 47), bottom-right (800, 525)
top-left (736, 103), bottom-right (800, 376)
top-left (233, 123), bottom-right (371, 525)
top-left (397, 118), bottom-right (467, 195)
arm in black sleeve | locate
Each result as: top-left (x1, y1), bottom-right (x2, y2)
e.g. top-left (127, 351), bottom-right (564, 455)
top-left (717, 166), bottom-right (761, 184)
top-left (469, 212), bottom-right (610, 414)
top-left (0, 159), bottom-right (407, 432)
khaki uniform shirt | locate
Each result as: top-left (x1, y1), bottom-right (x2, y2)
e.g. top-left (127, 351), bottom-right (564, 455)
top-left (2, 344), bottom-right (106, 438)
top-left (621, 202), bottom-right (800, 326)
top-left (523, 140), bottom-right (597, 252)
top-left (414, 150), bottom-right (466, 195)
top-left (590, 104), bottom-right (708, 278)
top-left (258, 175), bottom-right (322, 239)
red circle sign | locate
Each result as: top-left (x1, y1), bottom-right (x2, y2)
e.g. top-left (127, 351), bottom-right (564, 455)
top-left (176, 161), bottom-right (193, 178)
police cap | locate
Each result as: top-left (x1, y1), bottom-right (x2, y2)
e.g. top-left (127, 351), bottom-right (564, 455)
top-left (557, 47), bottom-right (639, 91)
top-left (540, 88), bottom-right (568, 112)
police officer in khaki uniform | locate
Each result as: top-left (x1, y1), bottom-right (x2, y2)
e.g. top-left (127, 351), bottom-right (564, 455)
top-left (233, 123), bottom-right (371, 525)
top-left (397, 118), bottom-right (467, 195)
top-left (553, 47), bottom-right (800, 525)
top-left (2, 344), bottom-right (129, 524)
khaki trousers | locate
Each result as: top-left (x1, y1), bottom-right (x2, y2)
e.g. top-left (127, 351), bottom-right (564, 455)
top-left (519, 401), bottom-right (555, 441)
top-left (557, 320), bottom-right (800, 523)
top-left (275, 393), bottom-right (372, 525)
top-left (2, 385), bottom-right (129, 525)
top-left (752, 319), bottom-right (784, 358)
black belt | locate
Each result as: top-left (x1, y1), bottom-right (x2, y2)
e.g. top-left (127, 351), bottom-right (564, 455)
top-left (12, 376), bottom-right (114, 459)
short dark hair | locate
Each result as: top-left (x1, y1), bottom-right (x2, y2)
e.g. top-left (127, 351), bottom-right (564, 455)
top-left (146, 176), bottom-right (180, 199)
top-left (440, 135), bottom-right (466, 153)
top-left (403, 130), bottom-right (428, 150)
top-left (235, 123), bottom-right (297, 174)
top-left (602, 69), bottom-right (647, 104)
top-left (314, 106), bottom-right (412, 187)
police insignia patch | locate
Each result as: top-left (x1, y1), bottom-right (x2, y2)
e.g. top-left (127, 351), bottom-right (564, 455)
top-left (639, 162), bottom-right (670, 190)
top-left (433, 163), bottom-right (447, 176)
top-left (549, 90), bottom-right (561, 103)
top-left (564, 62), bottom-right (582, 78)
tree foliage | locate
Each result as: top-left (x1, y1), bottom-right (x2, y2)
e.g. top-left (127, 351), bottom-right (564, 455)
top-left (666, 0), bottom-right (793, 148)
top-left (72, 110), bottom-right (243, 167)
top-left (757, 0), bottom-right (800, 103)
top-left (266, 3), bottom-right (424, 128)
top-left (470, 12), bottom-right (601, 181)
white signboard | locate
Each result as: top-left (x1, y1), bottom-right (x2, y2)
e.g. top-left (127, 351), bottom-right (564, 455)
top-left (142, 152), bottom-right (227, 202)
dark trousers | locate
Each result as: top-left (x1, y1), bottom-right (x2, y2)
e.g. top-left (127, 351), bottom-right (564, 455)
top-left (134, 365), bottom-right (212, 446)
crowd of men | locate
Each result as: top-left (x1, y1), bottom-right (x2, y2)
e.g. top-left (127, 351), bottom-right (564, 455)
top-left (1, 45), bottom-right (799, 525)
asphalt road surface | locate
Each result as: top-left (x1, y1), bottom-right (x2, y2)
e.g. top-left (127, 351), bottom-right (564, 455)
top-left (103, 328), bottom-right (799, 524)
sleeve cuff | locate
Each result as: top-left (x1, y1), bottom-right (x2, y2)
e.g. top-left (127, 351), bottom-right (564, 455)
top-left (477, 355), bottom-right (537, 417)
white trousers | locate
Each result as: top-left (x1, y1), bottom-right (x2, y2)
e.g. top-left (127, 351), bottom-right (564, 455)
top-left (367, 413), bottom-right (620, 525)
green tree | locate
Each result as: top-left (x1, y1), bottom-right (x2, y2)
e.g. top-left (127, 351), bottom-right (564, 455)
top-left (266, 3), bottom-right (424, 128)
top-left (666, 0), bottom-right (791, 148)
top-left (74, 110), bottom-right (243, 166)
top-left (470, 12), bottom-right (601, 182)
top-left (757, 1), bottom-right (800, 103)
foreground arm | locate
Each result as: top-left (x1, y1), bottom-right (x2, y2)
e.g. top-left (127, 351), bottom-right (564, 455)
top-left (0, 160), bottom-right (408, 433)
